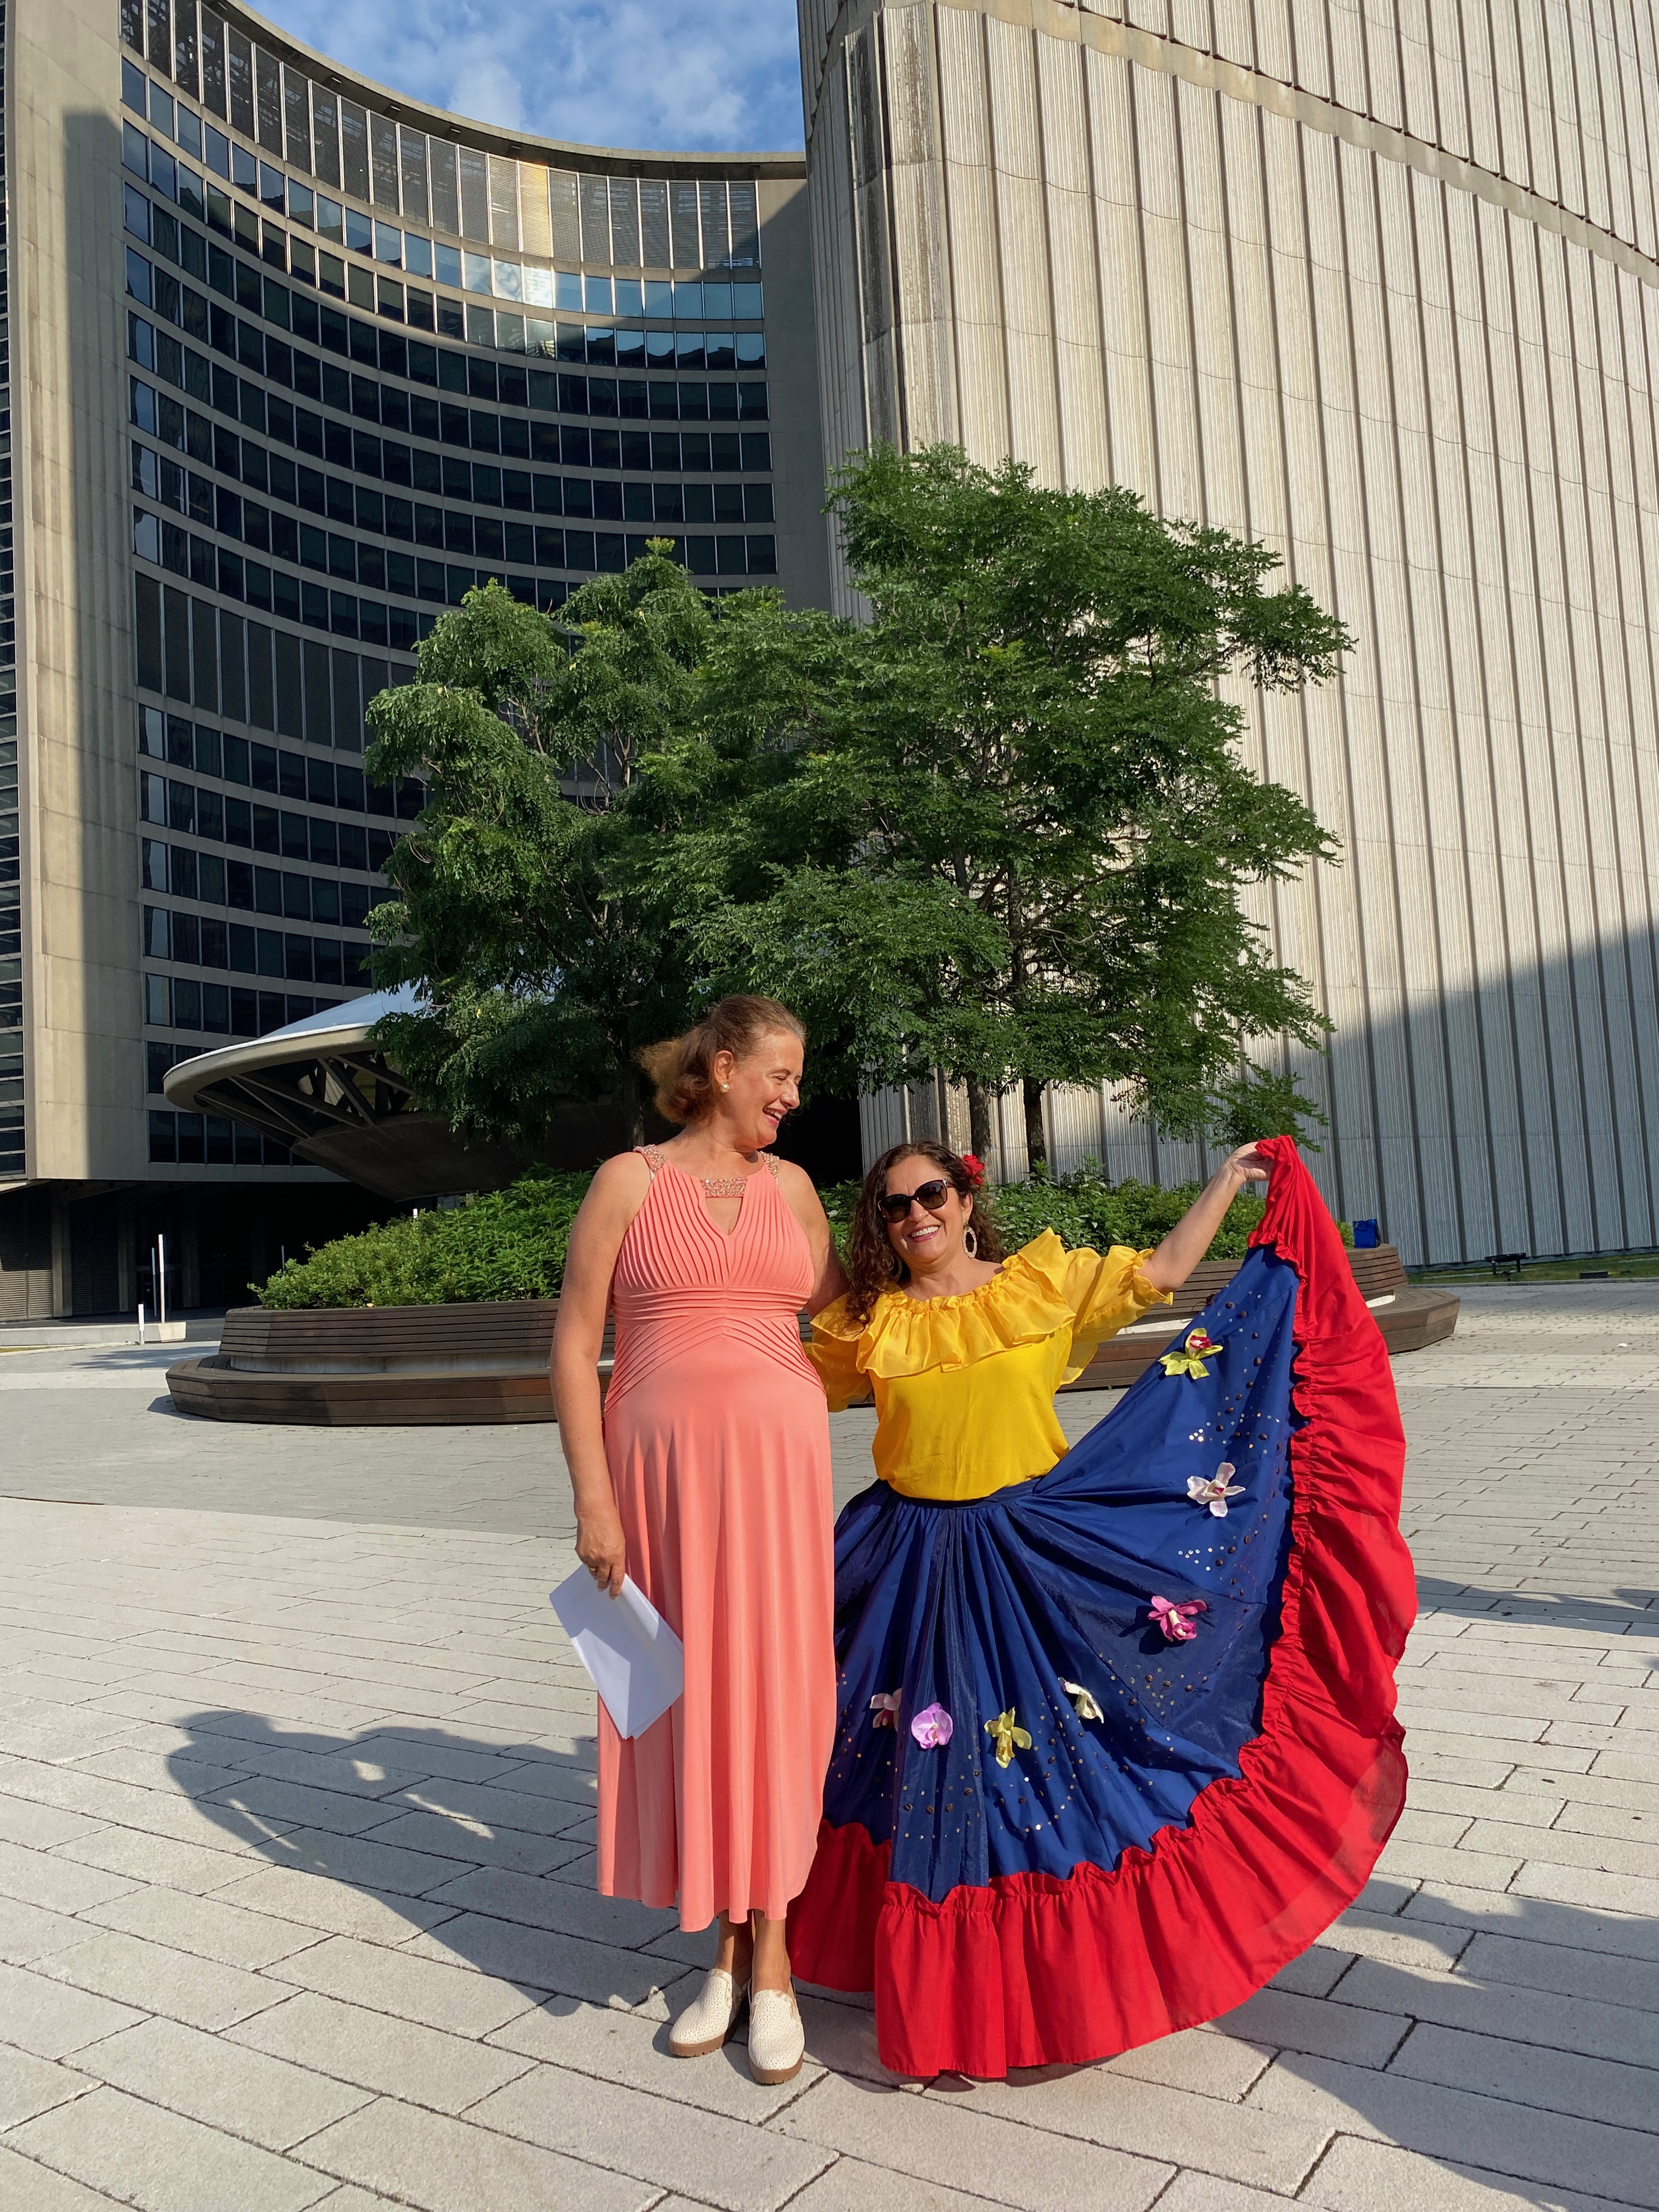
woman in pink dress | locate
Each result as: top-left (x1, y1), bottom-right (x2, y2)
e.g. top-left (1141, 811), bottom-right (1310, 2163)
top-left (551, 996), bottom-right (845, 2084)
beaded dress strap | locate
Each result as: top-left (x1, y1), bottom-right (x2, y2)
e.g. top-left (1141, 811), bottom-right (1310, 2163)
top-left (635, 1144), bottom-right (667, 1175)
top-left (763, 1154), bottom-right (782, 1181)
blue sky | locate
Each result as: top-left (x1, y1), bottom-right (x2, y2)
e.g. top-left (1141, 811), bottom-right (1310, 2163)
top-left (255, 0), bottom-right (807, 153)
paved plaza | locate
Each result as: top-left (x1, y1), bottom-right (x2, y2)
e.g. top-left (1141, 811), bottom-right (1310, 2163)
top-left (0, 1282), bottom-right (1655, 2211)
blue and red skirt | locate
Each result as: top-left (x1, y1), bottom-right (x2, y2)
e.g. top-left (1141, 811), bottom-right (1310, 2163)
top-left (788, 1139), bottom-right (1415, 2078)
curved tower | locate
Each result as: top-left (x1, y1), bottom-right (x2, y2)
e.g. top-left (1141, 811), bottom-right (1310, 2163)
top-left (0, 0), bottom-right (823, 1313)
top-left (802, 0), bottom-right (1659, 1265)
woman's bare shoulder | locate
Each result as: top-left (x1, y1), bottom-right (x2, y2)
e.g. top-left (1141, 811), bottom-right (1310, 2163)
top-left (579, 1150), bottom-right (654, 1219)
top-left (773, 1157), bottom-right (828, 1207)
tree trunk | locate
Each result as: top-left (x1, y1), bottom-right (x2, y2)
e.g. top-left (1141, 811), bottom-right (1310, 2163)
top-left (1022, 1075), bottom-right (1048, 1173)
top-left (615, 1055), bottom-right (647, 1150)
top-left (965, 1077), bottom-right (994, 1169)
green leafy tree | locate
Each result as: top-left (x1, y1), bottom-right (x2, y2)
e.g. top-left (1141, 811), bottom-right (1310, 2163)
top-left (364, 562), bottom-right (735, 1147)
top-left (693, 445), bottom-right (1347, 1166)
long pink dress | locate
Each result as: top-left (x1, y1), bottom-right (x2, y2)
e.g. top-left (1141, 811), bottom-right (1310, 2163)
top-left (596, 1149), bottom-right (836, 1931)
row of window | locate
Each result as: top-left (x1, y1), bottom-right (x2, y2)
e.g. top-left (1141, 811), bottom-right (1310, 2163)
top-left (141, 777), bottom-right (401, 876)
top-left (145, 921), bottom-right (370, 1002)
top-left (133, 588), bottom-right (414, 747)
top-left (124, 123), bottom-right (765, 326)
top-left (150, 1109), bottom-right (295, 1167)
top-left (121, 25), bottom-right (763, 270)
top-left (145, 843), bottom-right (383, 927)
top-left (138, 707), bottom-right (412, 804)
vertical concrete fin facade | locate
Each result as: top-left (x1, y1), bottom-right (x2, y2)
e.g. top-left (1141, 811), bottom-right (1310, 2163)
top-left (802, 0), bottom-right (1659, 1264)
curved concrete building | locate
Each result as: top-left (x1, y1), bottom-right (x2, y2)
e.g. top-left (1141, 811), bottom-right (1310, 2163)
top-left (803, 0), bottom-right (1659, 1265)
top-left (0, 0), bottom-right (825, 1312)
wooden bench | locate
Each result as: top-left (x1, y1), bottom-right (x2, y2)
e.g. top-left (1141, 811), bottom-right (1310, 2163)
top-left (167, 1243), bottom-right (1457, 1425)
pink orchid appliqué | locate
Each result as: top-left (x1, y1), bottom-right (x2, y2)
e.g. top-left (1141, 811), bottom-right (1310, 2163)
top-left (1150, 1595), bottom-right (1210, 1642)
top-left (869, 1691), bottom-right (900, 1729)
top-left (910, 1702), bottom-right (953, 1748)
top-left (1187, 1462), bottom-right (1246, 1516)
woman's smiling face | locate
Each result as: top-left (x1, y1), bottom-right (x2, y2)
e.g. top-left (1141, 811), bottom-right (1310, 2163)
top-left (882, 1152), bottom-right (973, 1275)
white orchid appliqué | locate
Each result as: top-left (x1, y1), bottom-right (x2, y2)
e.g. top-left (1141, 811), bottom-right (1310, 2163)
top-left (1187, 1462), bottom-right (1246, 1517)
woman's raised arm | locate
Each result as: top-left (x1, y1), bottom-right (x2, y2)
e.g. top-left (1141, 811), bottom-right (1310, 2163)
top-left (1142, 1143), bottom-right (1274, 1295)
top-left (551, 1153), bottom-right (651, 1596)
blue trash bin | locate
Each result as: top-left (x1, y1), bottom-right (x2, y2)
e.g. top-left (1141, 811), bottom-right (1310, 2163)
top-left (1353, 1218), bottom-right (1380, 1248)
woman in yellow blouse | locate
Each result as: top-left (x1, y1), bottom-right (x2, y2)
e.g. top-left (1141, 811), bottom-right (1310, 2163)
top-left (788, 1135), bottom-right (1414, 2081)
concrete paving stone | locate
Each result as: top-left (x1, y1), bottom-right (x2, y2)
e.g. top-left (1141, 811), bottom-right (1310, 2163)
top-left (1389, 2018), bottom-right (1659, 2132)
top-left (1373, 1841), bottom-right (1523, 1892)
top-left (1456, 1928), bottom-right (1659, 2011)
top-left (0, 2141), bottom-right (128, 2209)
top-left (1211, 1986), bottom-right (1408, 2069)
top-left (398, 1909), bottom-right (679, 2008)
top-left (1403, 1778), bottom-right (1552, 1824)
top-left (0, 1706), bottom-right (148, 1765)
top-left (947, 2067), bottom-right (1330, 2194)
top-left (1303, 2133), bottom-right (1640, 2212)
top-left (0, 1795), bottom-right (104, 1851)
top-left (33, 1927), bottom-right (286, 2032)
top-left (203, 1775), bottom-right (420, 1838)
top-left (360, 1734), bottom-right (590, 1795)
top-left (1385, 1809), bottom-right (1472, 1846)
top-left (54, 1824), bottom-right (275, 1897)
top-left (1341, 1954), bottom-right (1659, 2064)
top-left (1389, 1705), bottom-right (1547, 1743)
top-left (201, 1864), bottom-right (457, 1944)
top-left (1545, 1719), bottom-right (1656, 1753)
top-left (1399, 1881), bottom-right (1659, 1959)
top-left (1462, 1815), bottom-right (1659, 1878)
top-left (1148, 2181), bottom-right (1314, 2212)
top-left (1101, 2028), bottom-right (1274, 2100)
top-left (541, 1846), bottom-right (600, 1889)
top-left (1590, 1747), bottom-right (1659, 1785)
top-left (292, 2094), bottom-right (657, 2212)
top-left (1406, 1731), bottom-right (1595, 1774)
top-left (468, 2062), bottom-right (832, 2211)
top-left (1499, 1765), bottom-right (1659, 1812)
top-left (1554, 1796), bottom-right (1659, 1846)
top-left (744, 2152), bottom-right (1011, 2211)
top-left (80, 1882), bottom-right (327, 1970)
top-left (1398, 1681), bottom-right (1626, 1727)
top-left (230, 1825), bottom-right (479, 1899)
top-left (353, 1809), bottom-right (586, 1876)
top-left (1267, 1947), bottom-right (1356, 1999)
top-left (445, 1701), bottom-right (600, 1739)
top-left (196, 1746), bottom-right (420, 1801)
top-left (1510, 1857), bottom-right (1659, 1916)
top-left (75, 2016), bottom-right (373, 2151)
top-left (484, 1994), bottom-right (823, 2119)
top-left (5, 2084), bottom-right (334, 2212)
top-left (402, 1778), bottom-right (605, 1843)
top-left (230, 1989), bottom-right (535, 2115)
top-left (0, 1894), bottom-right (101, 1967)
top-left (420, 1865), bottom-right (676, 1949)
top-left (0, 1958), bottom-right (146, 2061)
top-left (776, 2074), bottom-right (1171, 2211)
top-left (261, 1931), bottom-right (540, 2036)
top-left (0, 2045), bottom-right (92, 2128)
top-left (1314, 1909), bottom-right (1473, 1971)
top-left (69, 1746), bottom-right (247, 1798)
top-left (0, 1839), bottom-right (138, 1917)
top-left (1246, 2051), bottom-right (1659, 2209)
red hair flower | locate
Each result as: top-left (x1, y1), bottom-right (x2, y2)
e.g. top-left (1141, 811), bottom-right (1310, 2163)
top-left (960, 1152), bottom-right (986, 1190)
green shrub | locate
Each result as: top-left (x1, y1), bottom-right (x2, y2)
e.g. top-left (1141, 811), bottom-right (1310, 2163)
top-left (257, 1159), bottom-right (1348, 1308)
top-left (257, 1175), bottom-right (590, 1307)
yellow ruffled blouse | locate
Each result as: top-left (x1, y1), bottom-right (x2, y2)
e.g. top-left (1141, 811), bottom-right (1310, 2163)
top-left (808, 1231), bottom-right (1172, 1503)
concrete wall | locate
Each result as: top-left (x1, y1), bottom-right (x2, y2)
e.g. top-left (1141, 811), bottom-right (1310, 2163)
top-left (803, 0), bottom-right (1659, 1263)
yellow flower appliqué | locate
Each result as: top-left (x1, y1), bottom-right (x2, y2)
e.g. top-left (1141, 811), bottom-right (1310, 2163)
top-left (1161, 1327), bottom-right (1222, 1379)
top-left (984, 1709), bottom-right (1032, 1767)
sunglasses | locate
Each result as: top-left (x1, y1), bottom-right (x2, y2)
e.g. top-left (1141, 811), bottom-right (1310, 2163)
top-left (877, 1178), bottom-right (956, 1224)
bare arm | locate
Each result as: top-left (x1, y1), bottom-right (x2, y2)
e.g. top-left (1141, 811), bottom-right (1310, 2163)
top-left (777, 1159), bottom-right (850, 1312)
top-left (551, 1153), bottom-right (651, 1596)
top-left (1143, 1143), bottom-right (1274, 1294)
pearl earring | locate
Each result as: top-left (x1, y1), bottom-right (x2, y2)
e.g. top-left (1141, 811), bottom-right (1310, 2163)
top-left (720, 1082), bottom-right (729, 1092)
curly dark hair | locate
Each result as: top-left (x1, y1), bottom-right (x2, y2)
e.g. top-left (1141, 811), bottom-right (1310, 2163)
top-left (845, 1139), bottom-right (1005, 1323)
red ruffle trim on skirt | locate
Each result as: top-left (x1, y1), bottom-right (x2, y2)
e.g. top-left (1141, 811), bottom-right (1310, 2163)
top-left (787, 1137), bottom-right (1416, 2077)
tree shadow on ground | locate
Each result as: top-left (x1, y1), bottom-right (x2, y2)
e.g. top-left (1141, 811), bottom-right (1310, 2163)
top-left (1414, 1576), bottom-right (1659, 1640)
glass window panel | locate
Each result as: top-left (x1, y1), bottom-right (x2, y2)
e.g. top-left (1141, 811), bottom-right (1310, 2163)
top-left (375, 222), bottom-right (403, 264)
top-left (579, 175), bottom-right (610, 263)
top-left (706, 332), bottom-right (736, 372)
top-left (609, 177), bottom-right (640, 267)
top-left (430, 139), bottom-right (459, 233)
top-left (177, 108), bottom-right (202, 160)
top-left (311, 84), bottom-right (340, 187)
top-left (283, 67), bottom-right (311, 171)
top-left (493, 259), bottom-right (521, 301)
top-left (255, 49), bottom-right (283, 151)
top-left (519, 163), bottom-right (551, 257)
top-left (123, 0), bottom-right (146, 52)
top-left (173, 0), bottom-right (199, 97)
top-left (200, 5), bottom-right (226, 116)
top-left (644, 278), bottom-right (674, 317)
top-left (670, 180), bottom-right (701, 269)
top-left (465, 304), bottom-right (495, 347)
top-left (523, 266), bottom-right (554, 308)
top-left (399, 129), bottom-right (430, 226)
top-left (645, 328), bottom-right (674, 368)
top-left (698, 180), bottom-right (730, 269)
top-left (703, 280), bottom-right (732, 319)
top-left (404, 232), bottom-right (433, 279)
top-left (495, 313), bottom-right (524, 353)
top-left (550, 171), bottom-right (580, 261)
top-left (346, 207), bottom-right (373, 255)
top-left (341, 100), bottom-right (370, 202)
top-left (727, 178), bottom-right (760, 267)
top-left (585, 274), bottom-right (613, 313)
top-left (462, 251), bottom-right (492, 294)
top-left (639, 179), bottom-right (670, 268)
top-left (148, 0), bottom-right (171, 70)
top-left (287, 179), bottom-right (313, 226)
top-left (489, 156), bottom-right (520, 251)
top-left (370, 113), bottom-right (399, 210)
top-left (377, 275), bottom-right (405, 319)
top-left (556, 269), bottom-right (583, 311)
top-left (614, 276), bottom-right (643, 317)
top-left (526, 316), bottom-right (555, 357)
top-left (676, 331), bottom-right (705, 371)
top-left (734, 280), bottom-right (764, 318)
top-left (258, 161), bottom-right (283, 209)
top-left (673, 279), bottom-right (702, 319)
top-left (226, 25), bottom-right (253, 137)
top-left (735, 331), bottom-right (766, 369)
top-left (150, 78), bottom-right (176, 134)
top-left (317, 198), bottom-right (343, 245)
top-left (458, 146), bottom-right (489, 240)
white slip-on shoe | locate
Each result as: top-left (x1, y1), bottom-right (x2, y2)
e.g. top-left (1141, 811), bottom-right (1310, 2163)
top-left (747, 1984), bottom-right (805, 2084)
top-left (669, 1967), bottom-right (749, 2058)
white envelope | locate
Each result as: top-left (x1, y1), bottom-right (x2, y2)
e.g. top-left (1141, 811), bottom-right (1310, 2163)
top-left (549, 1568), bottom-right (685, 1740)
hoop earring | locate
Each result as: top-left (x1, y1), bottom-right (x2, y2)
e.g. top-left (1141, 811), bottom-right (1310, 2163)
top-left (963, 1227), bottom-right (979, 1259)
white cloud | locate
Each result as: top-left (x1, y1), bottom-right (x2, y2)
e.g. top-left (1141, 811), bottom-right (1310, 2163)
top-left (255, 0), bottom-right (806, 152)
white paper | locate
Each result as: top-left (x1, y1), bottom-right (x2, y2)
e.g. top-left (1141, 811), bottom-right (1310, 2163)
top-left (549, 1569), bottom-right (685, 1739)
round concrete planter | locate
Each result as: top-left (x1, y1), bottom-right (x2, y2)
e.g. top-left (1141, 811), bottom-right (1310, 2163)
top-left (167, 1245), bottom-right (1454, 1425)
